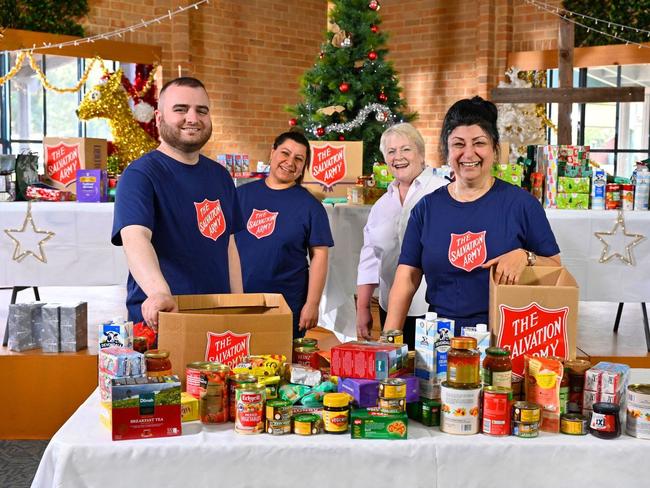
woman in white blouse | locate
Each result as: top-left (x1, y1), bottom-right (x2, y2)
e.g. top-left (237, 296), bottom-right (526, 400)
top-left (356, 123), bottom-right (448, 348)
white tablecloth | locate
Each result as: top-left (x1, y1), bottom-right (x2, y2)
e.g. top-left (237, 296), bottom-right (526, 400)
top-left (31, 370), bottom-right (650, 488)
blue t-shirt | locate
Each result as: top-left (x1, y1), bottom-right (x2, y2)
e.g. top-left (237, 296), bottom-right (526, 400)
top-left (111, 150), bottom-right (244, 323)
top-left (235, 179), bottom-right (334, 326)
top-left (399, 179), bottom-right (560, 333)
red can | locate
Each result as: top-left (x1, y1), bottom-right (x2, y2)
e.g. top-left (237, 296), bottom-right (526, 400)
top-left (294, 346), bottom-right (319, 368)
top-left (606, 184), bottom-right (621, 210)
top-left (228, 373), bottom-right (257, 421)
top-left (482, 386), bottom-right (512, 436)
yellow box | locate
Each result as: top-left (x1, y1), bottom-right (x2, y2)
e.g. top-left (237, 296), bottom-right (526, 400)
top-left (181, 392), bottom-right (199, 422)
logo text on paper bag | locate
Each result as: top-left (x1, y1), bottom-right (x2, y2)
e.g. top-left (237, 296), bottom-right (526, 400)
top-left (311, 144), bottom-right (346, 188)
top-left (45, 142), bottom-right (81, 186)
top-left (448, 231), bottom-right (487, 272)
top-left (205, 330), bottom-right (251, 368)
top-left (497, 302), bottom-right (569, 377)
top-left (194, 199), bottom-right (226, 241)
top-left (247, 209), bottom-right (278, 239)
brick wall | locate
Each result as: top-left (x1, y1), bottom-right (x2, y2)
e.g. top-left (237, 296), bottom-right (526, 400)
top-left (83, 0), bottom-right (560, 167)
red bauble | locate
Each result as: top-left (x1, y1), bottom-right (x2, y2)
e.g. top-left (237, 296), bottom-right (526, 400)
top-left (369, 0), bottom-right (380, 11)
top-left (319, 51), bottom-right (325, 59)
top-left (289, 118), bottom-right (297, 127)
top-left (368, 51), bottom-right (378, 61)
top-left (378, 92), bottom-right (388, 102)
top-left (316, 127), bottom-right (325, 137)
top-left (370, 25), bottom-right (379, 34)
top-left (339, 82), bottom-right (350, 93)
top-left (338, 135), bottom-right (346, 141)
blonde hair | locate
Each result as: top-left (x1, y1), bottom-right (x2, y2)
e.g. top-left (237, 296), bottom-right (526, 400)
top-left (379, 123), bottom-right (426, 162)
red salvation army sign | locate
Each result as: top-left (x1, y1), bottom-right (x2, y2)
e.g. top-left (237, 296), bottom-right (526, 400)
top-left (205, 330), bottom-right (251, 369)
top-left (496, 302), bottom-right (570, 377)
top-left (247, 209), bottom-right (278, 239)
top-left (310, 144), bottom-right (346, 188)
top-left (194, 199), bottom-right (226, 241)
top-left (45, 141), bottom-right (81, 186)
top-left (448, 231), bottom-right (487, 272)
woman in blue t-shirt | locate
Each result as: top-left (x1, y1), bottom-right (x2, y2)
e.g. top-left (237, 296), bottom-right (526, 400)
top-left (236, 131), bottom-right (334, 338)
top-left (384, 97), bottom-right (561, 335)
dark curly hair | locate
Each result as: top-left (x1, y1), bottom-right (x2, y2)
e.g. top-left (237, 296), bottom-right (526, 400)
top-left (272, 131), bottom-right (311, 184)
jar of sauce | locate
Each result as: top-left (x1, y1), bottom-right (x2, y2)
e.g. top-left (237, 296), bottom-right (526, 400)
top-left (564, 359), bottom-right (591, 413)
top-left (447, 337), bottom-right (480, 387)
top-left (482, 347), bottom-right (512, 388)
top-left (144, 349), bottom-right (172, 377)
top-left (322, 393), bottom-right (350, 434)
top-left (590, 402), bottom-right (621, 439)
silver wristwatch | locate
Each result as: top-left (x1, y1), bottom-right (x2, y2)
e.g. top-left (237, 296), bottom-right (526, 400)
top-left (525, 250), bottom-right (537, 267)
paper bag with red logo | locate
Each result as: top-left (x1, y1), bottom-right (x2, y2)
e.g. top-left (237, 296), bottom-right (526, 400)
top-left (43, 137), bottom-right (107, 193)
top-left (489, 266), bottom-right (579, 378)
top-left (157, 293), bottom-right (292, 387)
top-left (304, 141), bottom-right (363, 200)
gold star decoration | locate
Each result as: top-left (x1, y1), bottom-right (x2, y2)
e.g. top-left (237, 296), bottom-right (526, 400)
top-left (594, 210), bottom-right (646, 266)
top-left (4, 202), bottom-right (55, 263)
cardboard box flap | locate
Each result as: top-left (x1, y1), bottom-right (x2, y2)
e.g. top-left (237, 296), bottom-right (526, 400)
top-left (173, 293), bottom-right (290, 314)
top-left (492, 266), bottom-right (578, 288)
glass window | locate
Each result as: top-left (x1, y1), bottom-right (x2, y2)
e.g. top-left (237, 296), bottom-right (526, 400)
top-left (10, 53), bottom-right (44, 141)
top-left (583, 103), bottom-right (616, 150)
top-left (45, 55), bottom-right (80, 137)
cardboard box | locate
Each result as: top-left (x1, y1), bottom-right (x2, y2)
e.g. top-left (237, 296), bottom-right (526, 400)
top-left (303, 141), bottom-right (363, 200)
top-left (489, 266), bottom-right (579, 378)
top-left (557, 192), bottom-right (590, 209)
top-left (350, 408), bottom-right (408, 440)
top-left (43, 137), bottom-right (107, 193)
top-left (158, 293), bottom-right (292, 385)
top-left (557, 176), bottom-right (590, 194)
top-left (76, 169), bottom-right (108, 202)
top-left (330, 341), bottom-right (408, 380)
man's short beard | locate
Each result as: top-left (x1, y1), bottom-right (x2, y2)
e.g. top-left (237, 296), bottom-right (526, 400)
top-left (159, 118), bottom-right (212, 153)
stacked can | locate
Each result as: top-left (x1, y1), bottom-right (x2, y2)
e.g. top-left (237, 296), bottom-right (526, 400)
top-left (186, 361), bottom-right (211, 399)
top-left (378, 378), bottom-right (407, 413)
top-left (512, 401), bottom-right (541, 438)
top-left (621, 184), bottom-right (635, 210)
top-left (292, 337), bottom-right (318, 365)
top-left (266, 399), bottom-right (292, 435)
top-left (199, 363), bottom-right (231, 424)
top-left (380, 329), bottom-right (403, 344)
top-left (482, 386), bottom-right (513, 436)
top-left (235, 383), bottom-right (266, 435)
top-left (605, 184), bottom-right (621, 210)
top-left (626, 384), bottom-right (650, 439)
top-left (228, 373), bottom-right (257, 421)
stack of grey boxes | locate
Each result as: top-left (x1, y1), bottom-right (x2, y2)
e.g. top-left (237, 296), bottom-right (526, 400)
top-left (7, 301), bottom-right (87, 352)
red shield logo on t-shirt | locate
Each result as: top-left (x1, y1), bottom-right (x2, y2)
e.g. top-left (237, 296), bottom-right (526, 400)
top-left (205, 330), bottom-right (251, 369)
top-left (247, 208), bottom-right (278, 239)
top-left (448, 231), bottom-right (487, 272)
top-left (194, 199), bottom-right (226, 241)
top-left (496, 302), bottom-right (570, 378)
top-left (310, 144), bottom-right (346, 188)
top-left (45, 141), bottom-right (81, 187)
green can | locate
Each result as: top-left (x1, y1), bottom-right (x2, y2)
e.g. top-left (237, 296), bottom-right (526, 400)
top-left (422, 399), bottom-right (441, 427)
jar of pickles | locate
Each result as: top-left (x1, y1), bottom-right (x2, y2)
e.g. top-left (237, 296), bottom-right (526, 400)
top-left (447, 337), bottom-right (480, 387)
top-left (144, 349), bottom-right (172, 377)
top-left (482, 347), bottom-right (512, 388)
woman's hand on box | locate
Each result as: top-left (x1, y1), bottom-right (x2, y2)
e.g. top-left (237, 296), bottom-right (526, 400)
top-left (481, 248), bottom-right (528, 285)
top-left (142, 292), bottom-right (178, 330)
top-left (298, 301), bottom-right (320, 331)
top-left (356, 307), bottom-right (373, 341)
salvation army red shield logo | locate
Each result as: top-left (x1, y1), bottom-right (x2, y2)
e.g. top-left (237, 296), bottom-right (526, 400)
top-left (496, 302), bottom-right (570, 378)
top-left (45, 142), bottom-right (81, 186)
top-left (205, 330), bottom-right (251, 369)
top-left (310, 144), bottom-right (346, 188)
top-left (448, 231), bottom-right (487, 272)
top-left (247, 208), bottom-right (278, 239)
top-left (194, 199), bottom-right (226, 241)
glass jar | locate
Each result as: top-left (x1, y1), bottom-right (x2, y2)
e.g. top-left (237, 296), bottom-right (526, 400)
top-left (322, 393), bottom-right (350, 434)
top-left (482, 347), bottom-right (512, 388)
top-left (590, 402), bottom-right (621, 439)
top-left (564, 359), bottom-right (591, 413)
top-left (447, 337), bottom-right (480, 387)
top-left (133, 336), bottom-right (148, 353)
top-left (144, 349), bottom-right (172, 377)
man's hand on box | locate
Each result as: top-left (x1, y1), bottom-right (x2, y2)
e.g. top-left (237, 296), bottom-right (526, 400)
top-left (481, 248), bottom-right (528, 285)
top-left (142, 292), bottom-right (178, 330)
top-left (298, 302), bottom-right (320, 331)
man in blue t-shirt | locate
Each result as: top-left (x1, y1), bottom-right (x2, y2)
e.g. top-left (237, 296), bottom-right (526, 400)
top-left (111, 77), bottom-right (244, 328)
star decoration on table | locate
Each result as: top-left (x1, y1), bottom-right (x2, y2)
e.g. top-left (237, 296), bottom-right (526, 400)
top-left (4, 202), bottom-right (55, 263)
top-left (594, 210), bottom-right (645, 266)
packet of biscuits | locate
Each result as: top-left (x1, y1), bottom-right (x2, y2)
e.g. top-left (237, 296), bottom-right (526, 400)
top-left (524, 355), bottom-right (564, 433)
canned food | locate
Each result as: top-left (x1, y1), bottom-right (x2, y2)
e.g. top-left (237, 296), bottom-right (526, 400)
top-left (294, 346), bottom-right (319, 368)
top-left (513, 420), bottom-right (539, 438)
top-left (266, 399), bottom-right (292, 422)
top-left (199, 363), bottom-right (231, 424)
top-left (621, 184), bottom-right (635, 211)
top-left (422, 399), bottom-right (441, 427)
top-left (293, 414), bottom-right (321, 435)
top-left (379, 378), bottom-right (407, 399)
top-left (266, 419), bottom-right (291, 435)
top-left (482, 386), bottom-right (512, 436)
top-left (186, 361), bottom-right (211, 399)
top-left (440, 382), bottom-right (481, 435)
top-left (512, 401), bottom-right (541, 423)
top-left (560, 413), bottom-right (588, 435)
top-left (235, 384), bottom-right (265, 435)
top-left (380, 329), bottom-right (403, 344)
top-left (378, 397), bottom-right (406, 414)
top-left (228, 373), bottom-right (257, 421)
top-left (511, 375), bottom-right (524, 401)
top-left (606, 183), bottom-right (621, 210)
top-left (626, 384), bottom-right (650, 439)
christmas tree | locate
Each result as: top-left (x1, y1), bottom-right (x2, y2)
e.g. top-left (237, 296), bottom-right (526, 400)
top-left (288, 0), bottom-right (416, 174)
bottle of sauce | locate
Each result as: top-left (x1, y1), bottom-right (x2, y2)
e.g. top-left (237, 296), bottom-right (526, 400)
top-left (447, 337), bottom-right (480, 387)
top-left (482, 347), bottom-right (512, 388)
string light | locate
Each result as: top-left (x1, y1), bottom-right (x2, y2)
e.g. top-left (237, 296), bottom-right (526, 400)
top-left (3, 0), bottom-right (209, 55)
top-left (524, 0), bottom-right (650, 50)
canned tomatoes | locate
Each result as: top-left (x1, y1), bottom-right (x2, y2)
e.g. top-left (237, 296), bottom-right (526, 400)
top-left (440, 382), bottom-right (481, 435)
top-left (235, 384), bottom-right (265, 435)
top-left (199, 363), bottom-right (230, 424)
top-left (186, 361), bottom-right (211, 399)
top-left (482, 386), bottom-right (512, 436)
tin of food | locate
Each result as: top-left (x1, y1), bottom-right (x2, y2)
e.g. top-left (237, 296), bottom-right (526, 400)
top-left (293, 414), bottom-right (321, 435)
top-left (228, 373), bottom-right (257, 421)
top-left (512, 401), bottom-right (541, 423)
top-left (512, 421), bottom-right (539, 438)
top-left (186, 361), bottom-right (212, 399)
top-left (235, 384), bottom-right (265, 435)
top-left (266, 399), bottom-right (292, 422)
top-left (380, 329), bottom-right (403, 344)
top-left (482, 386), bottom-right (512, 436)
top-left (440, 382), bottom-right (481, 435)
top-left (379, 397), bottom-right (406, 414)
top-left (560, 413), bottom-right (588, 435)
top-left (379, 378), bottom-right (407, 399)
top-left (266, 419), bottom-right (291, 435)
top-left (626, 384), bottom-right (650, 439)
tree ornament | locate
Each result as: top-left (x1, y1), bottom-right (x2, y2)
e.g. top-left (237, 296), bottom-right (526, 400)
top-left (378, 91), bottom-right (388, 102)
top-left (338, 135), bottom-right (346, 141)
top-left (319, 51), bottom-right (325, 59)
top-left (133, 102), bottom-right (154, 123)
top-left (341, 35), bottom-right (353, 48)
top-left (370, 25), bottom-right (379, 34)
top-left (317, 105), bottom-right (346, 116)
top-left (375, 111), bottom-right (389, 123)
top-left (4, 202), bottom-right (55, 264)
top-left (289, 118), bottom-right (298, 127)
top-left (316, 127), bottom-right (325, 137)
top-left (339, 82), bottom-right (350, 93)
top-left (369, 0), bottom-right (380, 11)
top-left (368, 51), bottom-right (378, 61)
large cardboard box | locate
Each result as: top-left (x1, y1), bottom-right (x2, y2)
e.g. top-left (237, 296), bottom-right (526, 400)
top-left (157, 293), bottom-right (292, 385)
top-left (43, 137), bottom-right (107, 193)
top-left (304, 141), bottom-right (363, 200)
top-left (489, 266), bottom-right (579, 378)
